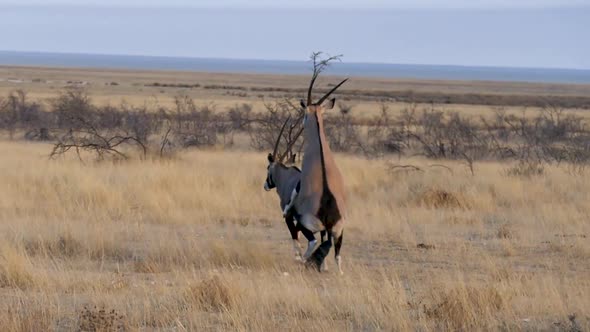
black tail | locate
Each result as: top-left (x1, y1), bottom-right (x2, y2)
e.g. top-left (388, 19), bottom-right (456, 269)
top-left (314, 116), bottom-right (341, 228)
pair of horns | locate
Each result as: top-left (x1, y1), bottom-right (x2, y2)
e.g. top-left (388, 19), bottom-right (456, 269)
top-left (272, 62), bottom-right (349, 162)
top-left (306, 77), bottom-right (349, 107)
top-left (271, 115), bottom-right (304, 163)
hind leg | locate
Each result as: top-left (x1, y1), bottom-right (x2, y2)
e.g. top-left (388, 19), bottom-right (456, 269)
top-left (297, 222), bottom-right (318, 260)
top-left (307, 233), bottom-right (332, 272)
top-left (334, 229), bottom-right (344, 275)
top-left (319, 230), bottom-right (329, 271)
top-left (320, 230), bottom-right (327, 243)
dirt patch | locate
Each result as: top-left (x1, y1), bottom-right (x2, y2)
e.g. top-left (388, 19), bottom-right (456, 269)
top-left (78, 305), bottom-right (128, 331)
top-left (416, 189), bottom-right (469, 209)
top-left (417, 243), bottom-right (436, 250)
top-left (497, 225), bottom-right (513, 239)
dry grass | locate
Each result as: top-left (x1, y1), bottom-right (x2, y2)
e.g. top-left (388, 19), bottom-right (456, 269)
top-left (0, 140), bottom-right (588, 331)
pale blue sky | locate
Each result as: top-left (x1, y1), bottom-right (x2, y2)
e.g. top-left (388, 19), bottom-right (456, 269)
top-left (0, 0), bottom-right (588, 69)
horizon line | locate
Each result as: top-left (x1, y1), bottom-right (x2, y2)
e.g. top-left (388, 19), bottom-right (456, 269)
top-left (1, 49), bottom-right (589, 72)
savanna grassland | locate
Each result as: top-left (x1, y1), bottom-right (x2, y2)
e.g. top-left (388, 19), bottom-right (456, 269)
top-left (0, 66), bottom-right (589, 331)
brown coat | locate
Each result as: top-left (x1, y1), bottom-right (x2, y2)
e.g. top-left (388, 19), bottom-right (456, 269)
top-left (295, 109), bottom-right (346, 229)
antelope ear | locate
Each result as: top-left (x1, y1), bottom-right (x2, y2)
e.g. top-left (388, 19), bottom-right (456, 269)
top-left (289, 153), bottom-right (296, 163)
top-left (267, 153), bottom-right (274, 163)
top-left (300, 99), bottom-right (306, 109)
top-left (323, 97), bottom-right (336, 110)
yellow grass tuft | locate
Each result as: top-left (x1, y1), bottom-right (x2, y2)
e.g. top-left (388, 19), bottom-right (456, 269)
top-left (0, 245), bottom-right (36, 290)
top-left (415, 188), bottom-right (470, 209)
top-left (426, 285), bottom-right (509, 330)
top-left (185, 275), bottom-right (238, 312)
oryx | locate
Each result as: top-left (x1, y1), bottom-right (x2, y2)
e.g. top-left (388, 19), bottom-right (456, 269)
top-left (264, 117), bottom-right (326, 262)
top-left (294, 71), bottom-right (349, 274)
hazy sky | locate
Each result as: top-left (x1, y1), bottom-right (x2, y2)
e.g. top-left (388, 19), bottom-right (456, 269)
top-left (0, 0), bottom-right (588, 69)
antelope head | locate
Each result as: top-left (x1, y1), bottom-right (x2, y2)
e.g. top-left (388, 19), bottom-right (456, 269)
top-left (300, 78), bottom-right (348, 126)
top-left (264, 116), bottom-right (303, 191)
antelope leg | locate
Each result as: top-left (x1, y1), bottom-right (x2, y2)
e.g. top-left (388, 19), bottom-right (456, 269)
top-left (282, 187), bottom-right (298, 217)
top-left (298, 224), bottom-right (317, 260)
top-left (285, 215), bottom-right (302, 260)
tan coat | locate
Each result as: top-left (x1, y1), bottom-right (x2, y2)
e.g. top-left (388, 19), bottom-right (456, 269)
top-left (295, 109), bottom-right (346, 232)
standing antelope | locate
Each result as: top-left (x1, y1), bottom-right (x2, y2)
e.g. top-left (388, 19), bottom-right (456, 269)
top-left (294, 60), bottom-right (349, 274)
top-left (264, 117), bottom-right (326, 261)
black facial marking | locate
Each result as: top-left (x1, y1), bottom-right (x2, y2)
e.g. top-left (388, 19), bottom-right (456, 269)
top-left (265, 168), bottom-right (275, 189)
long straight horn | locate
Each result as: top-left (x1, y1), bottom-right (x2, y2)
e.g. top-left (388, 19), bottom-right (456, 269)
top-left (307, 74), bottom-right (318, 106)
top-left (316, 78), bottom-right (348, 105)
top-left (279, 125), bottom-right (304, 162)
top-left (272, 115), bottom-right (290, 159)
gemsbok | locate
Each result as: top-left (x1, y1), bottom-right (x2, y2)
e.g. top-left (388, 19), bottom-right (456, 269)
top-left (294, 56), bottom-right (349, 274)
top-left (264, 116), bottom-right (326, 261)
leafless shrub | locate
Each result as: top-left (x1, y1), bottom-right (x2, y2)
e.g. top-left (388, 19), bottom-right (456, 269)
top-left (3, 86), bottom-right (590, 173)
top-left (49, 114), bottom-right (147, 162)
top-left (503, 161), bottom-right (545, 177)
top-left (0, 90), bottom-right (45, 139)
top-left (171, 95), bottom-right (221, 148)
top-left (248, 99), bottom-right (304, 159)
top-left (324, 104), bottom-right (361, 153)
top-left (52, 87), bottom-right (94, 130)
top-left (24, 127), bottom-right (52, 141)
top-left (228, 103), bottom-right (253, 131)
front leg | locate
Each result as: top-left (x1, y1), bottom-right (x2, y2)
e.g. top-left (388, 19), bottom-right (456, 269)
top-left (282, 187), bottom-right (299, 217)
top-left (285, 215), bottom-right (302, 261)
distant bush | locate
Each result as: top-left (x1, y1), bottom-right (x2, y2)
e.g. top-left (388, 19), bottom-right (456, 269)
top-left (0, 88), bottom-right (589, 171)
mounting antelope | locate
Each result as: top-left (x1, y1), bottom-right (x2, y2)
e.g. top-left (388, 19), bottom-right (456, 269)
top-left (294, 53), bottom-right (348, 274)
top-left (264, 116), bottom-right (326, 262)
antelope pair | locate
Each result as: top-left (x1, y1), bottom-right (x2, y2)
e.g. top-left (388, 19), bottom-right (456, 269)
top-left (265, 69), bottom-right (348, 274)
top-left (264, 118), bottom-right (327, 263)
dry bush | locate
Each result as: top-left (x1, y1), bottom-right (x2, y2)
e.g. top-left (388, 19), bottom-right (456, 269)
top-left (248, 99), bottom-right (304, 157)
top-left (0, 90), bottom-right (45, 139)
top-left (24, 232), bottom-right (84, 258)
top-left (425, 285), bottom-right (508, 330)
top-left (185, 275), bottom-right (238, 312)
top-left (504, 161), bottom-right (545, 177)
top-left (416, 189), bottom-right (469, 209)
top-left (0, 245), bottom-right (36, 290)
